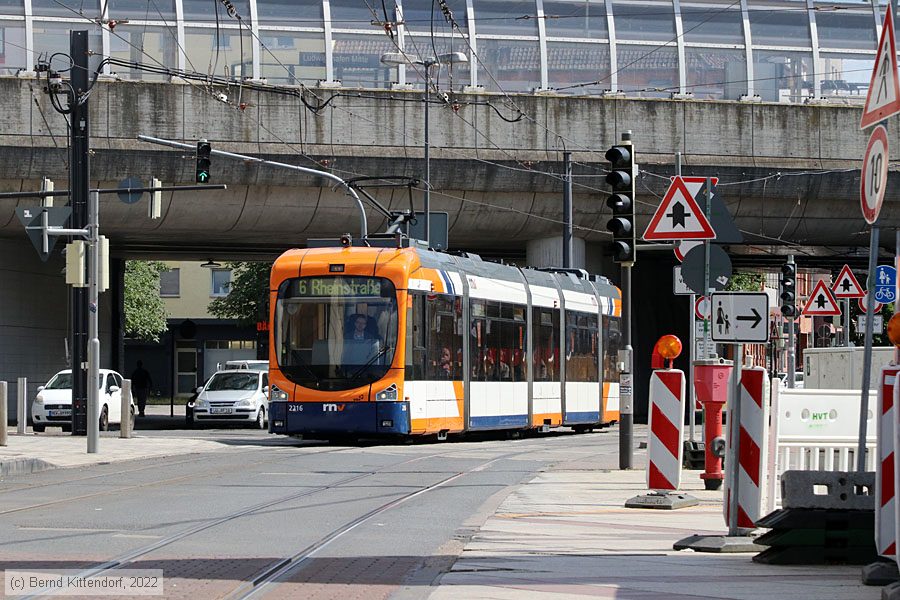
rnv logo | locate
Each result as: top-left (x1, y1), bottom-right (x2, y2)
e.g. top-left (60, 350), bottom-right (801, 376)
top-left (322, 403), bottom-right (345, 412)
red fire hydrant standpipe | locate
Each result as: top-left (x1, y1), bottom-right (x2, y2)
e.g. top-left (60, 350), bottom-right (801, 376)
top-left (693, 358), bottom-right (733, 491)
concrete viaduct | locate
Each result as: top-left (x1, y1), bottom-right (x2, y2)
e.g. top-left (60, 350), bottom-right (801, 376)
top-left (0, 77), bottom-right (890, 255)
top-left (0, 76), bottom-right (892, 415)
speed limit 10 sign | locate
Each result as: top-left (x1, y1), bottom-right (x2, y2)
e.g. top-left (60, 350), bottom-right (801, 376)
top-left (861, 124), bottom-right (889, 225)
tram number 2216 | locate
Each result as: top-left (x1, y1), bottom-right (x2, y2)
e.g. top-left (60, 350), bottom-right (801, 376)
top-left (287, 404), bottom-right (303, 413)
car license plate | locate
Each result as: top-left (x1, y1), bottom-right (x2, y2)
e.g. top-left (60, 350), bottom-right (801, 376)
top-left (49, 409), bottom-right (71, 417)
top-left (210, 407), bottom-right (232, 415)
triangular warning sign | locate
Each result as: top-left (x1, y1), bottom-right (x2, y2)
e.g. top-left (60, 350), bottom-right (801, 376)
top-left (831, 265), bottom-right (865, 299)
top-left (802, 280), bottom-right (841, 316)
top-left (860, 9), bottom-right (900, 130)
top-left (643, 176), bottom-right (716, 241)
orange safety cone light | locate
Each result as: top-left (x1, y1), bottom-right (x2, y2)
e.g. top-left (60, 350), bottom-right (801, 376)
top-left (656, 334), bottom-right (683, 368)
top-left (889, 313), bottom-right (900, 348)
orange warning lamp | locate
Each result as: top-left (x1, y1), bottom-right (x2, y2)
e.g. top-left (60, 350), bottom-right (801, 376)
top-left (888, 314), bottom-right (900, 348)
top-left (656, 334), bottom-right (683, 368)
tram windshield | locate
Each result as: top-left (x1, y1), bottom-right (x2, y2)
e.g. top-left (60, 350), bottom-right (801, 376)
top-left (275, 276), bottom-right (399, 391)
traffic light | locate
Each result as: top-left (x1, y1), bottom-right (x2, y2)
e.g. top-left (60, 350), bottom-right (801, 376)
top-left (605, 141), bottom-right (636, 264)
top-left (196, 141), bottom-right (211, 183)
top-left (780, 262), bottom-right (797, 317)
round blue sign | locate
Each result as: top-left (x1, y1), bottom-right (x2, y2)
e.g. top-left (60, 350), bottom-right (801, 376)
top-left (117, 177), bottom-right (144, 204)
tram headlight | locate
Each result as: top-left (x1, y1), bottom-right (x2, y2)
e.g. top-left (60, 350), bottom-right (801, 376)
top-left (270, 385), bottom-right (289, 402)
top-left (375, 384), bottom-right (398, 401)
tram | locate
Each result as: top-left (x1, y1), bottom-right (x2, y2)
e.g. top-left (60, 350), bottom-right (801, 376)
top-left (267, 237), bottom-right (622, 439)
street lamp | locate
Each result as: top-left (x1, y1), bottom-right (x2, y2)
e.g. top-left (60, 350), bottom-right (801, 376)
top-left (380, 51), bottom-right (468, 247)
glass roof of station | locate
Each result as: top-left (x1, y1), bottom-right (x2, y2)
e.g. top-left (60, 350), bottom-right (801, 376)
top-left (0, 0), bottom-right (889, 104)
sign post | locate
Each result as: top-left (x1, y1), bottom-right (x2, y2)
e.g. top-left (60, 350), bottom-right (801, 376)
top-left (857, 1), bottom-right (900, 474)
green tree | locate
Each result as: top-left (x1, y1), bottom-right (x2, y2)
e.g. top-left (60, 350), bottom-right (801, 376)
top-left (726, 271), bottom-right (765, 292)
top-left (208, 262), bottom-right (272, 325)
top-left (124, 261), bottom-right (169, 342)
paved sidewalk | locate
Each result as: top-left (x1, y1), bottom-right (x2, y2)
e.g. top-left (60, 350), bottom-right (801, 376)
top-left (0, 430), bottom-right (234, 475)
top-left (429, 469), bottom-right (877, 600)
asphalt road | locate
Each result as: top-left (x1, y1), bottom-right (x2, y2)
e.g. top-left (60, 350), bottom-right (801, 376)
top-left (0, 427), bottom-right (621, 600)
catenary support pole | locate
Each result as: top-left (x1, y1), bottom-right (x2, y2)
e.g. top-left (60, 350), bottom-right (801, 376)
top-left (563, 151), bottom-right (573, 268)
top-left (424, 66), bottom-right (431, 247)
top-left (70, 30), bottom-right (90, 437)
top-left (858, 226), bottom-right (880, 472)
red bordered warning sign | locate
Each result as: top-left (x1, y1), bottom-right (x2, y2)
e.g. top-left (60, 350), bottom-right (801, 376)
top-left (861, 9), bottom-right (900, 130)
top-left (831, 265), bottom-right (865, 299)
top-left (861, 125), bottom-right (889, 225)
top-left (802, 280), bottom-right (841, 316)
top-left (643, 176), bottom-right (716, 241)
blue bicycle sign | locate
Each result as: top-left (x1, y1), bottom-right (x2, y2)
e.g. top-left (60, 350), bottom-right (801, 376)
top-left (873, 265), bottom-right (897, 304)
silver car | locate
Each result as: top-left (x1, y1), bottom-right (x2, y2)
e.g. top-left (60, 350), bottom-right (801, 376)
top-left (192, 370), bottom-right (269, 428)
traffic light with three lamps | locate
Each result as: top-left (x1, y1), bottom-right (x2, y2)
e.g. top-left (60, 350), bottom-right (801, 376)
top-left (196, 140), bottom-right (211, 184)
top-left (605, 140), bottom-right (636, 264)
top-left (780, 262), bottom-right (797, 318)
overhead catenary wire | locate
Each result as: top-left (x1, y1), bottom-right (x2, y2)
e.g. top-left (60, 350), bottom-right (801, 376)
top-left (33, 2), bottom-right (880, 253)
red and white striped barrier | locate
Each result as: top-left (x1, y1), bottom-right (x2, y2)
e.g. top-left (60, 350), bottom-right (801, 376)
top-left (724, 367), bottom-right (769, 529)
top-left (647, 369), bottom-right (685, 491)
top-left (879, 365), bottom-right (900, 557)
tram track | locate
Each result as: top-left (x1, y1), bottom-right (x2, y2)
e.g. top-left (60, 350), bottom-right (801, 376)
top-left (0, 444), bottom-right (356, 517)
top-left (225, 447), bottom-right (541, 600)
top-left (16, 437), bottom-right (556, 600)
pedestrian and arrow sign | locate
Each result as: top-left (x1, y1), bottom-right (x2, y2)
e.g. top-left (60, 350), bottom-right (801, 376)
top-left (861, 125), bottom-right (889, 225)
top-left (860, 9), bottom-right (900, 130)
top-left (801, 280), bottom-right (841, 316)
top-left (643, 176), bottom-right (716, 241)
top-left (710, 292), bottom-right (769, 343)
top-left (831, 264), bottom-right (864, 299)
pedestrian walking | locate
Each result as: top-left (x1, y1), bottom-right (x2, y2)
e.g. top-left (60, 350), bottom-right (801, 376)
top-left (130, 360), bottom-right (153, 417)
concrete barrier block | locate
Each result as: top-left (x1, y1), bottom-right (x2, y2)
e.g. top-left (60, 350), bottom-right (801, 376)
top-left (781, 470), bottom-right (874, 510)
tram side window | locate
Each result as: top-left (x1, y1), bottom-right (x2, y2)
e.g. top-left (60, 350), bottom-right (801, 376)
top-left (603, 315), bottom-right (623, 383)
top-left (471, 299), bottom-right (528, 382)
top-left (566, 312), bottom-right (599, 382)
top-left (532, 307), bottom-right (560, 382)
top-left (426, 294), bottom-right (463, 380)
top-left (406, 293), bottom-right (427, 380)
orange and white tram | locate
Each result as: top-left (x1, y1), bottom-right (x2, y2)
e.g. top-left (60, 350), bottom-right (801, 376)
top-left (267, 238), bottom-right (622, 439)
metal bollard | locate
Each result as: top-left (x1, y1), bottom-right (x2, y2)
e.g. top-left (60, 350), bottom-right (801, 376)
top-left (120, 379), bottom-right (133, 439)
top-left (16, 377), bottom-right (26, 435)
top-left (0, 381), bottom-right (7, 446)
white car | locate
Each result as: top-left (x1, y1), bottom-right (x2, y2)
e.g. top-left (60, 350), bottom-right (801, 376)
top-left (192, 370), bottom-right (269, 428)
top-left (221, 359), bottom-right (269, 372)
top-left (32, 369), bottom-right (135, 433)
